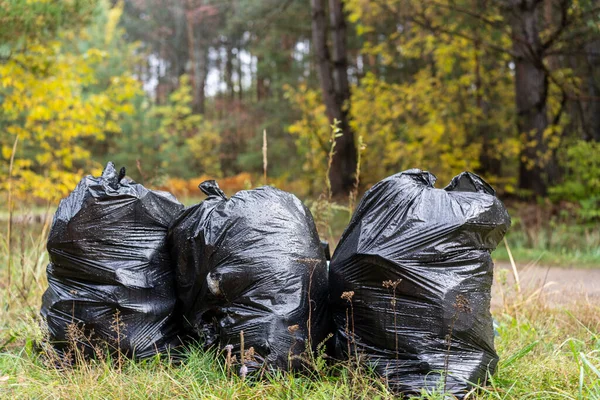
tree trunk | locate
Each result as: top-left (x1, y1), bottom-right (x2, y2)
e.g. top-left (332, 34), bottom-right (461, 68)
top-left (195, 41), bottom-right (208, 114)
top-left (509, 0), bottom-right (554, 196)
top-left (256, 54), bottom-right (268, 101)
top-left (281, 34), bottom-right (295, 74)
top-left (184, 0), bottom-right (207, 114)
top-left (311, 0), bottom-right (357, 197)
top-left (328, 0), bottom-right (357, 196)
top-left (475, 42), bottom-right (502, 178)
top-left (185, 1), bottom-right (198, 99)
top-left (583, 0), bottom-right (600, 142)
top-left (584, 38), bottom-right (600, 141)
top-left (172, 2), bottom-right (188, 94)
top-left (225, 41), bottom-right (235, 100)
top-left (237, 43), bottom-right (243, 101)
top-left (474, 0), bottom-right (502, 178)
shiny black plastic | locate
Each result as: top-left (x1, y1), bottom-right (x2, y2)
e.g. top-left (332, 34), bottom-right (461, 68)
top-left (41, 162), bottom-right (184, 359)
top-left (168, 181), bottom-right (329, 372)
top-left (329, 169), bottom-right (511, 397)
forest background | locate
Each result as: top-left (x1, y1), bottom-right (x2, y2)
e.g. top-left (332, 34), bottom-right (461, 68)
top-left (1, 0), bottom-right (599, 264)
top-left (1, 3), bottom-right (600, 398)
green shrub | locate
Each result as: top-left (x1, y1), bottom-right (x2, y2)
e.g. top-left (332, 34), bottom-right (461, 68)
top-left (549, 140), bottom-right (600, 221)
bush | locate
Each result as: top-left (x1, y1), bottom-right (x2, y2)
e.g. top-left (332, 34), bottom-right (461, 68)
top-left (549, 140), bottom-right (600, 221)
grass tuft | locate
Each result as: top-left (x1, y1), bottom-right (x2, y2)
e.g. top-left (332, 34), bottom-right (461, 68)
top-left (1, 201), bottom-right (599, 399)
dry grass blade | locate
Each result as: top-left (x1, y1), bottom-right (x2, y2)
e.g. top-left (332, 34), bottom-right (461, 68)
top-left (6, 135), bottom-right (19, 290)
top-left (504, 237), bottom-right (521, 294)
top-left (262, 129), bottom-right (268, 185)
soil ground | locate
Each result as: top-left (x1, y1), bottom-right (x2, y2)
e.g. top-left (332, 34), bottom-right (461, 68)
top-left (492, 262), bottom-right (600, 308)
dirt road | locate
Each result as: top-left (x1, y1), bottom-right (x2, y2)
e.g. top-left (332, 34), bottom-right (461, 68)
top-left (492, 262), bottom-right (600, 308)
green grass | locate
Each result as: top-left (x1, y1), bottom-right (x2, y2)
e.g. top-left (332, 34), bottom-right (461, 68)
top-left (1, 295), bottom-right (599, 399)
top-left (492, 224), bottom-right (600, 268)
top-left (1, 203), bottom-right (599, 399)
top-left (492, 244), bottom-right (600, 268)
top-left (0, 345), bottom-right (387, 399)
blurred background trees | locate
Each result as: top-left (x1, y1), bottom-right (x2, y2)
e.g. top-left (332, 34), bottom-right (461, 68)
top-left (1, 0), bottom-right (599, 213)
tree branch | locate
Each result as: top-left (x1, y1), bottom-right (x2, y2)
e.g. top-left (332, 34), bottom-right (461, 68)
top-left (371, 0), bottom-right (515, 56)
top-left (541, 0), bottom-right (570, 51)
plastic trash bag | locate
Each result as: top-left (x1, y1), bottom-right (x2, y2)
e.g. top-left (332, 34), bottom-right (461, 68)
top-left (329, 169), bottom-right (510, 397)
top-left (41, 162), bottom-right (184, 360)
top-left (168, 181), bottom-right (329, 372)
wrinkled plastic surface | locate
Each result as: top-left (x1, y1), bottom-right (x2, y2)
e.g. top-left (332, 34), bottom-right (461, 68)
top-left (329, 169), bottom-right (510, 397)
top-left (169, 181), bottom-right (329, 372)
top-left (41, 162), bottom-right (184, 359)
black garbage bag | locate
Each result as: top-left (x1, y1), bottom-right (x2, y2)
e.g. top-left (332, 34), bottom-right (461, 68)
top-left (329, 169), bottom-right (510, 397)
top-left (168, 181), bottom-right (329, 372)
top-left (41, 162), bottom-right (184, 359)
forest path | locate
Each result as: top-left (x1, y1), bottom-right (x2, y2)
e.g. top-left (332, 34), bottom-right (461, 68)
top-left (492, 262), bottom-right (600, 308)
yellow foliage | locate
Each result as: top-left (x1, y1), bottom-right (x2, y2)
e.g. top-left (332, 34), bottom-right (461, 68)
top-left (344, 0), bottom-right (519, 189)
top-left (0, 1), bottom-right (142, 203)
top-left (105, 1), bottom-right (124, 45)
top-left (150, 75), bottom-right (221, 179)
top-left (284, 84), bottom-right (331, 195)
top-left (0, 40), bottom-right (140, 202)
